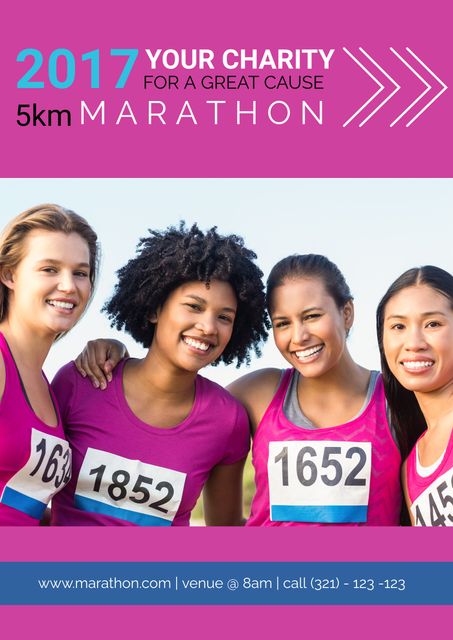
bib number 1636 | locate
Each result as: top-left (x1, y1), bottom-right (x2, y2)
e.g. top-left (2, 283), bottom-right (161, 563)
top-left (0, 428), bottom-right (72, 519)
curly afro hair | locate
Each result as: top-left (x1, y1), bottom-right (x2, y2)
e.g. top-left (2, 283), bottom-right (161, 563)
top-left (103, 222), bottom-right (269, 367)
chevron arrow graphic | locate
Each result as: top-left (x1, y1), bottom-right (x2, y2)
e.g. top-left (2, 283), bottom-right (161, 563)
top-left (343, 47), bottom-right (400, 127)
top-left (343, 47), bottom-right (447, 127)
top-left (390, 47), bottom-right (448, 127)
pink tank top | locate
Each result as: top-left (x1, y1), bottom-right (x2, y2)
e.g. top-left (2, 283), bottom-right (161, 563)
top-left (0, 333), bottom-right (71, 525)
top-left (406, 428), bottom-right (453, 526)
top-left (247, 369), bottom-right (402, 526)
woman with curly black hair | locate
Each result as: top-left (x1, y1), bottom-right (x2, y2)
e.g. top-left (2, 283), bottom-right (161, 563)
top-left (51, 222), bottom-right (268, 526)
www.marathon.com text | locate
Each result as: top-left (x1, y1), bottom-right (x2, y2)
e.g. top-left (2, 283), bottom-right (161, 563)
top-left (38, 578), bottom-right (173, 590)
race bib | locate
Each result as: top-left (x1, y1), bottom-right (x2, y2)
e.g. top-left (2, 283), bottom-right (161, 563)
top-left (268, 440), bottom-right (372, 523)
top-left (0, 428), bottom-right (72, 519)
top-left (411, 467), bottom-right (453, 526)
top-left (74, 448), bottom-right (187, 526)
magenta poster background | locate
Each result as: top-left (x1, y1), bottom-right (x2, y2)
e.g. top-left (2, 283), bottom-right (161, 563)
top-left (1, 0), bottom-right (452, 638)
top-left (0, 0), bottom-right (451, 177)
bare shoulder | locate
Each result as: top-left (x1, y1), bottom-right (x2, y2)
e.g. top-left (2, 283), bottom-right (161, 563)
top-left (228, 368), bottom-right (282, 398)
top-left (0, 350), bottom-right (4, 402)
top-left (227, 368), bottom-right (283, 433)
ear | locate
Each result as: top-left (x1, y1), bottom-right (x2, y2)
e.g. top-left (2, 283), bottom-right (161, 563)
top-left (148, 307), bottom-right (160, 324)
top-left (0, 268), bottom-right (15, 291)
top-left (343, 300), bottom-right (354, 331)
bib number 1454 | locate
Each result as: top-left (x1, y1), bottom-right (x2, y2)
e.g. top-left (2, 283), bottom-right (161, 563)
top-left (411, 467), bottom-right (453, 527)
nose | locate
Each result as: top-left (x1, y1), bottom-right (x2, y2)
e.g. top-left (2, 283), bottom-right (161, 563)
top-left (291, 321), bottom-right (310, 346)
top-left (404, 325), bottom-right (428, 352)
top-left (195, 312), bottom-right (218, 335)
top-left (57, 270), bottom-right (76, 293)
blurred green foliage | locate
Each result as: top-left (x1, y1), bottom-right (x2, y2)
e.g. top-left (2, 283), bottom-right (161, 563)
top-left (192, 454), bottom-right (255, 525)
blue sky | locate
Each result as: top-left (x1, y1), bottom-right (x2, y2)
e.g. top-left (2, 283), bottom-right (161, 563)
top-left (2, 178), bottom-right (452, 385)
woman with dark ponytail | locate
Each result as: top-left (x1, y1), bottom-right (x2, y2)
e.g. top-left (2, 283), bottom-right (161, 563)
top-left (230, 254), bottom-right (401, 526)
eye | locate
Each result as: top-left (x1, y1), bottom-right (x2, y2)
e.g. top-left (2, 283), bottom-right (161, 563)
top-left (273, 320), bottom-right (289, 329)
top-left (219, 314), bottom-right (234, 323)
top-left (41, 266), bottom-right (57, 274)
top-left (74, 270), bottom-right (89, 278)
top-left (304, 313), bottom-right (321, 322)
top-left (390, 323), bottom-right (405, 330)
top-left (186, 303), bottom-right (202, 311)
top-left (426, 320), bottom-right (442, 328)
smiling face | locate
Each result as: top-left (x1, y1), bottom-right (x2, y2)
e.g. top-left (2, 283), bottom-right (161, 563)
top-left (269, 277), bottom-right (353, 378)
top-left (2, 230), bottom-right (92, 338)
top-left (383, 284), bottom-right (453, 394)
top-left (150, 279), bottom-right (237, 373)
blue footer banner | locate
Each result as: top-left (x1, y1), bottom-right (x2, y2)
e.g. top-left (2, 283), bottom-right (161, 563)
top-left (1, 562), bottom-right (451, 605)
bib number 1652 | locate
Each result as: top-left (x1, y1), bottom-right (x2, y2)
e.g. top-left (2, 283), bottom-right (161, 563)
top-left (268, 440), bottom-right (372, 523)
top-left (274, 443), bottom-right (368, 488)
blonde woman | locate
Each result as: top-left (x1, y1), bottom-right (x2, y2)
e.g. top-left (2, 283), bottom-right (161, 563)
top-left (0, 204), bottom-right (99, 525)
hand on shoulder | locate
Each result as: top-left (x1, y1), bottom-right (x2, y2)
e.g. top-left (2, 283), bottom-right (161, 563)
top-left (74, 338), bottom-right (128, 390)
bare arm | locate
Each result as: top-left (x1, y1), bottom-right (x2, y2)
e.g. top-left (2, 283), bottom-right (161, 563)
top-left (39, 507), bottom-right (51, 526)
top-left (202, 459), bottom-right (246, 526)
top-left (0, 352), bottom-right (4, 402)
top-left (401, 460), bottom-right (415, 525)
top-left (227, 368), bottom-right (281, 435)
top-left (74, 338), bottom-right (129, 389)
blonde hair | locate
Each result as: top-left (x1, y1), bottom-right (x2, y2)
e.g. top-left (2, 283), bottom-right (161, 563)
top-left (0, 203), bottom-right (99, 321)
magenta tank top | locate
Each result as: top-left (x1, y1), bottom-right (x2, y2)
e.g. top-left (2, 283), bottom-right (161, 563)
top-left (247, 369), bottom-right (402, 526)
top-left (406, 428), bottom-right (453, 526)
top-left (0, 333), bottom-right (71, 525)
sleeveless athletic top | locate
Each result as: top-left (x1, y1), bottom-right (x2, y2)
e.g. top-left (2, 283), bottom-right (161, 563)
top-left (0, 333), bottom-right (71, 525)
top-left (406, 428), bottom-right (453, 526)
top-left (247, 369), bottom-right (402, 526)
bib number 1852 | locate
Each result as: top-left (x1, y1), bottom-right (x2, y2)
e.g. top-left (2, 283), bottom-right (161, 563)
top-left (75, 448), bottom-right (187, 526)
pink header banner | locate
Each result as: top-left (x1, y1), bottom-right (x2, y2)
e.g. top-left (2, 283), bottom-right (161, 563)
top-left (1, 0), bottom-right (451, 177)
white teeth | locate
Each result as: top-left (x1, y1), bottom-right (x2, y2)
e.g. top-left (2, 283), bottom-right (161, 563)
top-left (402, 361), bottom-right (433, 370)
top-left (295, 345), bottom-right (323, 359)
top-left (47, 300), bottom-right (74, 310)
top-left (183, 337), bottom-right (210, 351)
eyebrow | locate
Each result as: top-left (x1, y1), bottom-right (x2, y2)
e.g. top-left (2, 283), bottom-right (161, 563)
top-left (185, 295), bottom-right (236, 314)
top-left (386, 311), bottom-right (448, 320)
top-left (272, 306), bottom-right (323, 320)
top-left (35, 259), bottom-right (91, 268)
